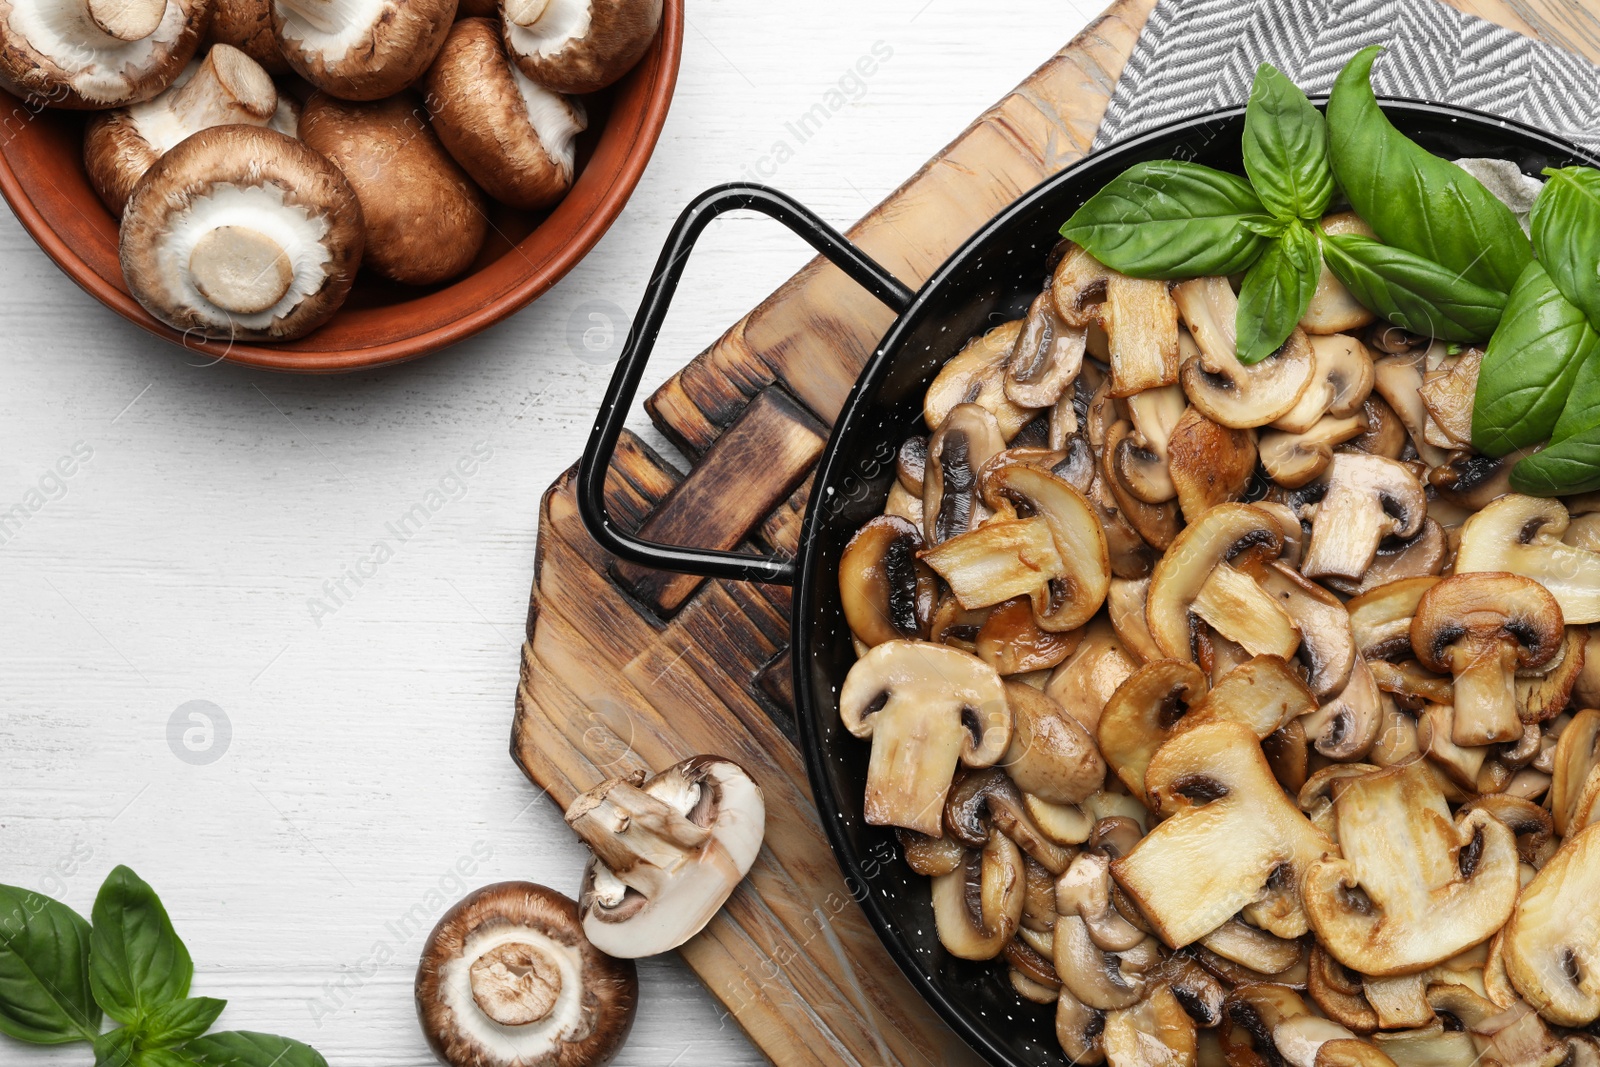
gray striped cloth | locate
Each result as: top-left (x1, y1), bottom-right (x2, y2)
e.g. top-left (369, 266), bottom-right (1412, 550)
top-left (1094, 0), bottom-right (1600, 154)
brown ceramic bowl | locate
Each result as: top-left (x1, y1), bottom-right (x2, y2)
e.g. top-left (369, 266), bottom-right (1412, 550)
top-left (0, 2), bottom-right (683, 373)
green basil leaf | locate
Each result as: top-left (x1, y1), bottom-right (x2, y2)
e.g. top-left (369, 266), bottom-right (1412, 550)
top-left (1511, 357), bottom-right (1600, 495)
top-left (1242, 62), bottom-right (1335, 220)
top-left (179, 1031), bottom-right (328, 1067)
top-left (95, 1026), bottom-right (140, 1067)
top-left (0, 883), bottom-right (101, 1044)
top-left (1321, 232), bottom-right (1505, 342)
top-left (89, 867), bottom-right (192, 1026)
top-left (1472, 260), bottom-right (1599, 456)
top-left (1059, 160), bottom-right (1269, 278)
top-left (139, 997), bottom-right (226, 1049)
top-left (1236, 220), bottom-right (1321, 364)
top-left (1327, 46), bottom-right (1532, 293)
top-left (1531, 166), bottom-right (1600, 328)
top-left (140, 1052), bottom-right (201, 1067)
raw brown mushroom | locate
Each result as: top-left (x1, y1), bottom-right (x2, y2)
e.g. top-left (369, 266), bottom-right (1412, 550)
top-left (566, 756), bottom-right (765, 959)
top-left (426, 18), bottom-right (587, 210)
top-left (0, 0), bottom-right (208, 108)
top-left (300, 91), bottom-right (487, 286)
top-left (207, 0), bottom-right (289, 73)
top-left (1411, 574), bottom-right (1564, 747)
top-left (119, 124), bottom-right (363, 341)
top-left (272, 0), bottom-right (456, 99)
top-left (500, 0), bottom-right (661, 94)
top-left (416, 882), bottom-right (637, 1067)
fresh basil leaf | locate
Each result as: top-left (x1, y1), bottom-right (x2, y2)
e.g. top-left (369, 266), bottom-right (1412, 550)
top-left (141, 1051), bottom-right (201, 1067)
top-left (1239, 215), bottom-right (1292, 238)
top-left (139, 996), bottom-right (226, 1049)
top-left (1531, 166), bottom-right (1600, 328)
top-left (0, 883), bottom-right (101, 1044)
top-left (94, 1026), bottom-right (140, 1067)
top-left (89, 867), bottom-right (192, 1026)
top-left (179, 1031), bottom-right (328, 1067)
top-left (1236, 220), bottom-right (1321, 364)
top-left (1243, 62), bottom-right (1335, 221)
top-left (1511, 357), bottom-right (1600, 495)
top-left (1059, 160), bottom-right (1269, 278)
top-left (1472, 260), bottom-right (1600, 456)
top-left (1321, 232), bottom-right (1505, 342)
top-left (1327, 46), bottom-right (1532, 293)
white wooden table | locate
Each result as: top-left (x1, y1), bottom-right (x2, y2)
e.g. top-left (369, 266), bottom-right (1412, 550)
top-left (0, 2), bottom-right (1102, 1062)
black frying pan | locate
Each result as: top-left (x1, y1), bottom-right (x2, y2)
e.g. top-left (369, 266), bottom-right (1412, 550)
top-left (577, 101), bottom-right (1599, 1066)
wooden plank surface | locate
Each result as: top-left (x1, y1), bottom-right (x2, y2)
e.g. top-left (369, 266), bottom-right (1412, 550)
top-left (515, 1), bottom-right (1600, 1064)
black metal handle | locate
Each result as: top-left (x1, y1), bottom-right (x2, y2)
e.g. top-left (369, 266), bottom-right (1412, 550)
top-left (577, 183), bottom-right (915, 587)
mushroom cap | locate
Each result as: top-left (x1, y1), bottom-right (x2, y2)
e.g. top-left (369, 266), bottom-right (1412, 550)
top-left (1173, 277), bottom-right (1316, 428)
top-left (415, 881), bottom-right (638, 1067)
top-left (500, 0), bottom-right (661, 94)
top-left (0, 0), bottom-right (210, 108)
top-left (299, 90), bottom-right (487, 286)
top-left (1410, 573), bottom-right (1564, 675)
top-left (1503, 822), bottom-right (1600, 1026)
top-left (425, 17), bottom-right (586, 211)
top-left (119, 124), bottom-right (363, 341)
top-left (207, 0), bottom-right (290, 73)
top-left (272, 0), bottom-right (456, 99)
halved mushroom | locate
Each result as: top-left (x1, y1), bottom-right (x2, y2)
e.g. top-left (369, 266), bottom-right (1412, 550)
top-left (1006, 291), bottom-right (1085, 407)
top-left (1103, 273), bottom-right (1180, 397)
top-left (1002, 680), bottom-right (1105, 805)
top-left (500, 0), bottom-right (662, 94)
top-left (1104, 984), bottom-right (1198, 1067)
top-left (1273, 333), bottom-right (1375, 434)
top-left (980, 460), bottom-right (1111, 631)
top-left (416, 881), bottom-right (637, 1067)
top-left (1113, 721), bottom-right (1333, 948)
top-left (426, 17), bottom-right (586, 210)
top-left (923, 404), bottom-right (1006, 544)
top-left (119, 125), bottom-right (364, 341)
top-left (0, 0), bottom-right (207, 109)
top-left (1302, 213), bottom-right (1378, 335)
top-left (85, 44), bottom-right (298, 216)
top-left (925, 326), bottom-right (1033, 441)
top-left (1303, 760), bottom-right (1520, 976)
top-left (1455, 496), bottom-right (1600, 625)
top-left (566, 756), bottom-right (765, 959)
top-left (931, 833), bottom-right (1025, 959)
top-left (1261, 413), bottom-right (1370, 489)
top-left (1146, 503), bottom-right (1289, 663)
top-left (1349, 577), bottom-right (1443, 662)
top-left (1502, 823), bottom-right (1600, 1026)
top-left (1419, 350), bottom-right (1481, 451)
top-left (838, 641), bottom-right (1009, 835)
top-left (1549, 709), bottom-right (1600, 838)
top-left (1174, 277), bottom-right (1315, 429)
top-left (1296, 455), bottom-right (1428, 581)
top-left (1411, 574), bottom-right (1564, 747)
top-left (838, 516), bottom-right (935, 648)
top-left (1166, 406), bottom-right (1259, 523)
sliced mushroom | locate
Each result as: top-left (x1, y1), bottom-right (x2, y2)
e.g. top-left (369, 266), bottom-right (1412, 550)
top-left (1167, 407), bottom-right (1259, 522)
top-left (1323, 519), bottom-right (1448, 599)
top-left (1349, 577), bottom-right (1443, 662)
top-left (1025, 794), bottom-right (1093, 846)
top-left (1050, 242), bottom-right (1112, 325)
top-left (1454, 496), bottom-right (1600, 625)
top-left (415, 881), bottom-right (637, 1067)
top-left (1419, 350), bottom-right (1481, 451)
top-left (500, 0), bottom-right (662, 94)
top-left (1102, 419), bottom-right (1183, 549)
top-left (975, 597), bottom-right (1080, 674)
top-left (1411, 574), bottom-right (1564, 747)
top-left (896, 828), bottom-right (964, 877)
top-left (1104, 273), bottom-right (1180, 397)
top-left (1246, 560), bottom-right (1356, 700)
top-left (1053, 911), bottom-right (1164, 1010)
top-left (931, 833), bottom-right (1026, 960)
top-left (1301, 213), bottom-right (1378, 335)
top-left (919, 516), bottom-right (1065, 612)
top-left (925, 325), bottom-right (1034, 441)
top-left (1058, 851), bottom-right (1146, 952)
top-left (944, 765), bottom-right (1072, 873)
top-left (1174, 277), bottom-right (1315, 429)
top-left (1303, 760), bottom-right (1520, 976)
top-left (1549, 709), bottom-right (1600, 838)
top-left (839, 641), bottom-right (1009, 835)
top-left (1373, 351), bottom-right (1451, 468)
top-left (1002, 681), bottom-right (1105, 805)
top-left (1308, 944), bottom-right (1381, 1033)
top-left (1046, 618), bottom-right (1139, 736)
top-left (273, 0), bottom-right (456, 100)
top-left (119, 125), bottom-right (364, 341)
top-left (1146, 503), bottom-right (1288, 663)
top-left (1200, 917), bottom-right (1306, 976)
top-left (837, 516), bottom-right (935, 648)
top-left (1058, 985), bottom-right (1109, 1065)
top-left (1113, 721), bottom-right (1333, 948)
top-left (1416, 704), bottom-right (1492, 792)
top-left (923, 404), bottom-right (1006, 544)
top-left (1343, 396), bottom-right (1409, 460)
top-left (1428, 448), bottom-right (1533, 513)
top-left (1502, 823), bottom-right (1600, 1026)
top-left (980, 460), bottom-right (1111, 630)
top-left (1302, 658), bottom-right (1383, 762)
top-left (1273, 333), bottom-right (1376, 434)
top-left (1460, 795), bottom-right (1553, 868)
top-left (1006, 291), bottom-right (1085, 407)
top-left (567, 756), bottom-right (765, 959)
top-left (1113, 384), bottom-right (1188, 504)
top-left (1371, 662), bottom-right (1455, 713)
top-left (1261, 413), bottom-right (1370, 489)
top-left (0, 0), bottom-right (207, 109)
top-left (1296, 455), bottom-right (1427, 581)
top-left (1104, 984), bottom-right (1198, 1067)
top-left (1516, 626), bottom-right (1586, 726)
top-left (1108, 577), bottom-right (1162, 664)
top-left (1577, 629), bottom-right (1600, 707)
top-left (85, 44), bottom-right (298, 216)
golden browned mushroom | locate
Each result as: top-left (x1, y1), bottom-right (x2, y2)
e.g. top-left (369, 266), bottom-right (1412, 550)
top-left (837, 516), bottom-right (935, 648)
top-left (1174, 276), bottom-right (1315, 428)
top-left (1502, 822), bottom-right (1600, 1027)
top-left (1455, 495), bottom-right (1600, 625)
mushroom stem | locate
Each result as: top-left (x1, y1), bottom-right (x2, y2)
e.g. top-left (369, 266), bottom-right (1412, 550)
top-left (1451, 643), bottom-right (1522, 747)
top-left (187, 226), bottom-right (294, 315)
top-left (504, 0), bottom-right (550, 27)
top-left (87, 0), bottom-right (165, 42)
top-left (467, 940), bottom-right (561, 1026)
top-left (168, 45), bottom-right (278, 128)
top-left (861, 707), bottom-right (969, 836)
top-left (565, 776), bottom-right (714, 897)
top-left (273, 0), bottom-right (349, 35)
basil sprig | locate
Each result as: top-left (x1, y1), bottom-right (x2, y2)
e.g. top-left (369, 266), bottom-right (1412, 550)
top-left (1243, 62), bottom-right (1335, 221)
top-left (0, 867), bottom-right (326, 1067)
top-left (1321, 233), bottom-right (1506, 343)
top-left (1327, 45), bottom-right (1532, 293)
top-left (1238, 220), bottom-right (1321, 364)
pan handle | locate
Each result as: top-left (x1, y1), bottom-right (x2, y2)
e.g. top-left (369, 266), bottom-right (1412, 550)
top-left (577, 183), bottom-right (915, 587)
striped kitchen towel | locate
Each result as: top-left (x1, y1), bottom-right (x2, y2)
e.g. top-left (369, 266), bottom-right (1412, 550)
top-left (1094, 0), bottom-right (1600, 154)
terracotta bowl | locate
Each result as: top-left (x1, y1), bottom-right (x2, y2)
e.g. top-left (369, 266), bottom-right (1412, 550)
top-left (0, 2), bottom-right (683, 372)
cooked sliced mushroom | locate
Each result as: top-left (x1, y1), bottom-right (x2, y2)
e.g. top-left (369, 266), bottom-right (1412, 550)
top-left (1416, 704), bottom-right (1492, 792)
top-left (1454, 496), bottom-right (1600, 625)
top-left (1549, 709), bottom-right (1600, 838)
top-left (1296, 455), bottom-right (1427, 581)
top-left (1303, 760), bottom-right (1520, 975)
top-left (1373, 350), bottom-right (1452, 468)
top-left (1100, 421), bottom-right (1181, 551)
top-left (1246, 561), bottom-right (1356, 700)
top-left (1104, 984), bottom-right (1198, 1067)
top-left (1146, 504), bottom-right (1288, 663)
top-left (838, 516), bottom-right (935, 648)
top-left (1104, 274), bottom-right (1180, 398)
top-left (1050, 243), bottom-right (1112, 325)
top-left (1174, 277), bottom-right (1315, 429)
top-left (923, 404), bottom-right (1006, 544)
top-left (1054, 910), bottom-right (1163, 1010)
top-left (920, 516), bottom-right (1065, 612)
top-left (1428, 447), bottom-right (1538, 512)
top-left (1113, 721), bottom-right (1333, 947)
top-left (1419, 350), bottom-right (1481, 451)
top-left (1002, 681), bottom-right (1105, 805)
top-left (1423, 985), bottom-right (1567, 1067)
top-left (1046, 618), bottom-right (1139, 735)
top-left (1301, 658), bottom-right (1383, 762)
top-left (838, 641), bottom-right (1009, 835)
top-left (896, 828), bottom-right (964, 877)
top-left (1323, 519), bottom-right (1448, 598)
top-left (1059, 851), bottom-right (1146, 952)
top-left (1371, 662), bottom-right (1455, 713)
top-left (1370, 1023), bottom-right (1477, 1067)
top-left (1108, 577), bottom-right (1163, 664)
top-left (931, 833), bottom-right (1026, 960)
top-left (945, 765), bottom-right (1072, 873)
top-left (1308, 944), bottom-right (1380, 1033)
top-left (1516, 626), bottom-right (1585, 726)
top-left (1200, 917), bottom-right (1306, 976)
top-left (1302, 213), bottom-right (1378, 335)
top-left (1058, 985), bottom-right (1109, 1065)
top-left (1113, 384), bottom-right (1188, 504)
top-left (1261, 413), bottom-right (1370, 489)
top-left (1349, 577), bottom-right (1443, 661)
top-left (1461, 795), bottom-right (1553, 868)
top-left (1025, 793), bottom-right (1094, 846)
top-left (980, 460), bottom-right (1111, 630)
top-left (567, 756), bottom-right (765, 959)
top-left (924, 324), bottom-right (1034, 440)
top-left (975, 598), bottom-right (1080, 674)
top-left (883, 481), bottom-right (924, 527)
top-left (415, 881), bottom-right (637, 1067)
top-left (1273, 333), bottom-right (1376, 434)
top-left (1411, 574), bottom-right (1564, 747)
top-left (1343, 395), bottom-right (1409, 460)
top-left (1006, 291), bottom-right (1086, 407)
top-left (1502, 823), bottom-right (1600, 1026)
top-left (1167, 406), bottom-right (1259, 523)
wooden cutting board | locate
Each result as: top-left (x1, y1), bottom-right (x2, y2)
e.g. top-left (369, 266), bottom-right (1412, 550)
top-left (513, 2), bottom-right (1599, 1063)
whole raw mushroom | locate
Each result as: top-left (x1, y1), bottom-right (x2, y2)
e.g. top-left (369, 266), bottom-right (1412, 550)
top-left (500, 0), bottom-right (662, 94)
top-left (272, 0), bottom-right (455, 99)
top-left (0, 0), bottom-right (210, 108)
